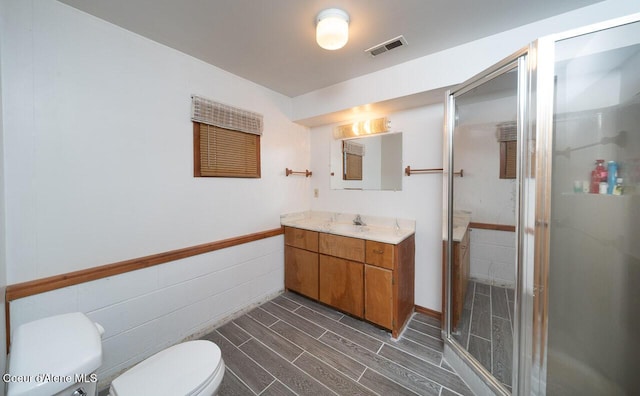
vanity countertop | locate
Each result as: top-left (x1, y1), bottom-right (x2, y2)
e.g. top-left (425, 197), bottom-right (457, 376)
top-left (281, 211), bottom-right (415, 245)
top-left (443, 210), bottom-right (471, 242)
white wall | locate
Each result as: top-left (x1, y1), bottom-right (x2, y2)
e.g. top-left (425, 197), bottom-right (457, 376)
top-left (310, 105), bottom-right (445, 310)
top-left (1, 0), bottom-right (309, 387)
top-left (2, 0), bottom-right (310, 282)
top-left (363, 138), bottom-right (382, 189)
top-left (381, 133), bottom-right (403, 191)
top-left (454, 123), bottom-right (517, 225)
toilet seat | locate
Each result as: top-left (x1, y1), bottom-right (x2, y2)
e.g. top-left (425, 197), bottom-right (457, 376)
top-left (109, 340), bottom-right (224, 396)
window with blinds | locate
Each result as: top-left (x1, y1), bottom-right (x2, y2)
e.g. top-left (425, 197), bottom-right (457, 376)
top-left (500, 141), bottom-right (517, 179)
top-left (343, 140), bottom-right (364, 180)
top-left (497, 122), bottom-right (516, 179)
top-left (194, 123), bottom-right (260, 178)
top-left (191, 95), bottom-right (262, 178)
top-left (344, 153), bottom-right (363, 180)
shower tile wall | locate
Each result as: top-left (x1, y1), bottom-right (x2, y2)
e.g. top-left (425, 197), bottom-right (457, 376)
top-left (469, 228), bottom-right (516, 287)
top-left (547, 37), bottom-right (640, 393)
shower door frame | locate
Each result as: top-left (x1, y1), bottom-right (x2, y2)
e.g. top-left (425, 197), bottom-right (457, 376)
top-left (444, 11), bottom-right (640, 396)
top-left (442, 46), bottom-right (531, 396)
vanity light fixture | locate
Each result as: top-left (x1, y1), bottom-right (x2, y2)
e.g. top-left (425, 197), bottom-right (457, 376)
top-left (316, 8), bottom-right (350, 50)
top-left (333, 117), bottom-right (390, 139)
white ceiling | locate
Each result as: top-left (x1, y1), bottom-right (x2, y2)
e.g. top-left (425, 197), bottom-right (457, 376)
top-left (58, 0), bottom-right (602, 98)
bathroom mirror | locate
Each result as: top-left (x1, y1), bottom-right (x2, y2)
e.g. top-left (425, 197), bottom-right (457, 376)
top-left (330, 133), bottom-right (403, 191)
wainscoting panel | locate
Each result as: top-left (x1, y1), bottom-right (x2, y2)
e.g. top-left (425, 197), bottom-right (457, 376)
top-left (9, 235), bottom-right (284, 388)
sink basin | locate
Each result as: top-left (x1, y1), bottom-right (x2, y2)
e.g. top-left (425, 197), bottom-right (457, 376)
top-left (329, 223), bottom-right (369, 234)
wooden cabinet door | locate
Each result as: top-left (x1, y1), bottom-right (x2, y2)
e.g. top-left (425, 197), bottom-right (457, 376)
top-left (451, 229), bottom-right (470, 330)
top-left (461, 230), bottom-right (470, 293)
top-left (364, 265), bottom-right (393, 330)
top-left (285, 246), bottom-right (319, 299)
top-left (451, 240), bottom-right (463, 330)
top-left (319, 255), bottom-right (364, 317)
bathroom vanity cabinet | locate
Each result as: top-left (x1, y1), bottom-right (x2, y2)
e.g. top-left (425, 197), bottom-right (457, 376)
top-left (284, 225), bottom-right (415, 338)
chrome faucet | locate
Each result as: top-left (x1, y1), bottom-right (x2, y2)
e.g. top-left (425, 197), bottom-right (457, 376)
top-left (353, 214), bottom-right (366, 226)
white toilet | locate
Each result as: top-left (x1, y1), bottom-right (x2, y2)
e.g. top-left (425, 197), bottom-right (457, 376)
top-left (107, 339), bottom-right (224, 396)
top-left (7, 312), bottom-right (225, 396)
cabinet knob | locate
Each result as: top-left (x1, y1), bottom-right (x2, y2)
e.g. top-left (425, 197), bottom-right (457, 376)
top-left (373, 249), bottom-right (384, 254)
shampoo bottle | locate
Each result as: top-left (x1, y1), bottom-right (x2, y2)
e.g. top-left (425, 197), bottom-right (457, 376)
top-left (607, 161), bottom-right (617, 194)
top-left (590, 160), bottom-right (606, 193)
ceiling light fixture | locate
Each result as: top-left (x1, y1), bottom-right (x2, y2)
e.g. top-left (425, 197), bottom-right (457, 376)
top-left (316, 8), bottom-right (349, 50)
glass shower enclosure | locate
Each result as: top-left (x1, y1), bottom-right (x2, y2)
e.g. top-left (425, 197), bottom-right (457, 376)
top-left (442, 14), bottom-right (640, 395)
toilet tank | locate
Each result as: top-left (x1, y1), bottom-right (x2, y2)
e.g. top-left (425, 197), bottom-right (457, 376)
top-left (7, 312), bottom-right (103, 396)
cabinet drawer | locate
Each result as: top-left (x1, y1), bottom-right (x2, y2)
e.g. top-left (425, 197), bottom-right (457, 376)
top-left (319, 233), bottom-right (365, 262)
top-left (365, 241), bottom-right (395, 269)
top-left (285, 227), bottom-right (319, 252)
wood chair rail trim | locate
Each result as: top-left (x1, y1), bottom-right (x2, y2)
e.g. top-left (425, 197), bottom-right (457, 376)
top-left (6, 227), bottom-right (284, 302)
top-left (4, 227), bottom-right (284, 353)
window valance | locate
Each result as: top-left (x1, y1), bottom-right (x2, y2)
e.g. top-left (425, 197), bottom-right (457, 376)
top-left (191, 95), bottom-right (263, 136)
top-left (497, 122), bottom-right (517, 142)
top-left (343, 140), bottom-right (365, 156)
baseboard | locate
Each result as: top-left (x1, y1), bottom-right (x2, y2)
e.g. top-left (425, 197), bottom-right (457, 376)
top-left (414, 304), bottom-right (442, 321)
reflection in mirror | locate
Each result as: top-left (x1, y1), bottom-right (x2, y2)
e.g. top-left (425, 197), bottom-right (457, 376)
top-left (331, 133), bottom-right (403, 191)
top-left (343, 140), bottom-right (364, 181)
top-left (449, 66), bottom-right (519, 391)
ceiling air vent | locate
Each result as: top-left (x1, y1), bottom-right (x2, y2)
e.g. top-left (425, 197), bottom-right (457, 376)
top-left (365, 35), bottom-right (408, 57)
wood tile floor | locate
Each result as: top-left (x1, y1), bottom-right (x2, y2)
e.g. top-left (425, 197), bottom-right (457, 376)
top-left (453, 280), bottom-right (514, 390)
top-left (204, 291), bottom-right (474, 396)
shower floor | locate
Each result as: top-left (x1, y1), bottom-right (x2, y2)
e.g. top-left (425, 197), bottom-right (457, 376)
top-left (453, 280), bottom-right (514, 390)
